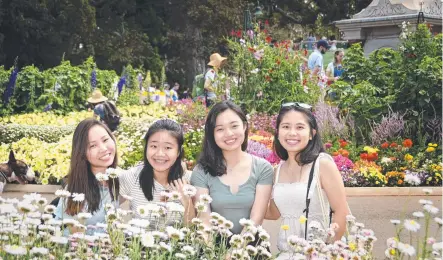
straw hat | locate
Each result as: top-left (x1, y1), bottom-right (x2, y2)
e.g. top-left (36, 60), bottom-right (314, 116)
top-left (207, 53), bottom-right (227, 67)
top-left (87, 89), bottom-right (108, 104)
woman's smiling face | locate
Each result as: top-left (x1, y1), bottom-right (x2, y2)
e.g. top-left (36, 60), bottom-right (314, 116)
top-left (213, 109), bottom-right (246, 152)
top-left (146, 130), bottom-right (180, 174)
top-left (278, 110), bottom-right (315, 154)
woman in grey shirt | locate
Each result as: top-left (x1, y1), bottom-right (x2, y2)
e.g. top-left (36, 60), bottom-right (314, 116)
top-left (191, 101), bottom-right (273, 235)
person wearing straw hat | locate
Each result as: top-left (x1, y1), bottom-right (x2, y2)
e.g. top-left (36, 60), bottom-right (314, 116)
top-left (87, 90), bottom-right (121, 132)
top-left (204, 53), bottom-right (227, 107)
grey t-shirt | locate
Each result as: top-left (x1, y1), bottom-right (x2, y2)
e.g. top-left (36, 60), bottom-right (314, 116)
top-left (191, 155), bottom-right (273, 234)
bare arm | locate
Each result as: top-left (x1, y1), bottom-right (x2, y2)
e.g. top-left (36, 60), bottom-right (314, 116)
top-left (204, 78), bottom-right (214, 92)
top-left (250, 184), bottom-right (273, 226)
top-left (319, 158), bottom-right (349, 240)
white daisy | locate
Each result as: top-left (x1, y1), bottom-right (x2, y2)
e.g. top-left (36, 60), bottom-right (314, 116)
top-left (55, 189), bottom-right (71, 198)
top-left (30, 247), bottom-right (49, 256)
top-left (435, 217), bottom-right (443, 226)
top-left (50, 236), bottom-right (68, 245)
top-left (199, 194), bottom-right (213, 204)
top-left (72, 193), bottom-right (85, 202)
top-left (141, 232), bottom-right (155, 247)
top-left (424, 205), bottom-right (439, 214)
top-left (398, 242), bottom-right (416, 256)
top-left (4, 245), bottom-right (27, 255)
top-left (403, 219), bottom-right (420, 232)
top-left (183, 184), bottom-right (197, 197)
top-left (182, 245), bottom-right (196, 256)
top-left (412, 211), bottom-right (425, 218)
top-left (95, 172), bottom-right (109, 181)
top-left (195, 202), bottom-right (207, 213)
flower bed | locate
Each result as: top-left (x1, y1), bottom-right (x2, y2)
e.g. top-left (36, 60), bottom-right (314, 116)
top-left (0, 102), bottom-right (441, 187)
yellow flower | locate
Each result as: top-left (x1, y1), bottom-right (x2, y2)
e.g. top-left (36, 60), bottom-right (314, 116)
top-left (281, 225), bottom-right (290, 231)
top-left (428, 143), bottom-right (438, 148)
top-left (389, 248), bottom-right (396, 256)
top-left (348, 242), bottom-right (357, 251)
top-left (41, 178), bottom-right (49, 185)
top-left (404, 154), bottom-right (413, 161)
top-left (426, 147), bottom-right (436, 153)
top-left (363, 146), bottom-right (379, 154)
top-left (298, 216), bottom-right (307, 224)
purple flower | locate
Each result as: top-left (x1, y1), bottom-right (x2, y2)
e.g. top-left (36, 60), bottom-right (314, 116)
top-left (333, 155), bottom-right (354, 171)
top-left (3, 67), bottom-right (18, 105)
top-left (91, 69), bottom-right (97, 90)
top-left (117, 75), bottom-right (126, 95)
top-left (137, 73), bottom-right (143, 90)
top-left (247, 140), bottom-right (272, 159)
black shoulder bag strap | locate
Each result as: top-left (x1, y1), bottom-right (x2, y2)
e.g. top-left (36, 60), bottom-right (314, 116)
top-left (303, 156), bottom-right (318, 240)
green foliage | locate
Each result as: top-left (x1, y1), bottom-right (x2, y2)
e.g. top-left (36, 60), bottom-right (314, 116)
top-left (332, 24), bottom-right (441, 144)
top-left (36, 61), bottom-right (90, 112)
top-left (183, 128), bottom-right (204, 163)
top-left (0, 66), bottom-right (12, 115)
top-left (0, 124), bottom-right (75, 143)
top-left (117, 88), bottom-right (140, 107)
top-left (228, 32), bottom-right (321, 114)
top-left (13, 65), bottom-right (45, 113)
top-left (96, 69), bottom-right (118, 97)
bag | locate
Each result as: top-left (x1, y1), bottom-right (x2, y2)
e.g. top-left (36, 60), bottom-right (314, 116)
top-left (303, 156), bottom-right (333, 240)
top-left (304, 155), bottom-right (352, 241)
top-left (102, 101), bottom-right (121, 132)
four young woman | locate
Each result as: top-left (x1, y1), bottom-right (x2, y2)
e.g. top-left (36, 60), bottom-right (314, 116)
top-left (59, 100), bottom-right (348, 255)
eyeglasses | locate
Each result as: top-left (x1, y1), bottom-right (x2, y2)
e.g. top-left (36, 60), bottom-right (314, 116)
top-left (281, 102), bottom-right (312, 111)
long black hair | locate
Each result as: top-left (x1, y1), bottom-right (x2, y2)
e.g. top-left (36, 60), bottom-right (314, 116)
top-left (273, 105), bottom-right (324, 165)
top-left (139, 119), bottom-right (184, 201)
top-left (198, 101), bottom-right (248, 177)
top-left (66, 119), bottom-right (119, 215)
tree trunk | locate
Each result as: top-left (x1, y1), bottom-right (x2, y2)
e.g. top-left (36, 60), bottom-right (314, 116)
top-left (183, 23), bottom-right (205, 92)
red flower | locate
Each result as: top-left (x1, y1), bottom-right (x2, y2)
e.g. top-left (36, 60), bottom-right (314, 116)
top-left (248, 47), bottom-right (256, 53)
top-left (236, 30), bottom-right (242, 38)
top-left (276, 59), bottom-right (281, 65)
top-left (367, 153), bottom-right (378, 161)
top-left (230, 29), bottom-right (236, 36)
top-left (402, 139), bottom-right (413, 148)
top-left (303, 49), bottom-right (308, 56)
top-left (265, 75), bottom-right (271, 82)
top-left (390, 142), bottom-right (398, 148)
top-left (302, 79), bottom-right (307, 85)
top-left (360, 153), bottom-right (368, 160)
top-left (265, 36), bottom-right (272, 43)
top-left (339, 140), bottom-right (348, 148)
top-left (263, 29), bottom-right (268, 35)
top-left (381, 142), bottom-right (389, 149)
top-left (265, 20), bottom-right (269, 26)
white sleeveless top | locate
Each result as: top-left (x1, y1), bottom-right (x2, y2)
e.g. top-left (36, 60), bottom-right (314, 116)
top-left (272, 153), bottom-right (332, 254)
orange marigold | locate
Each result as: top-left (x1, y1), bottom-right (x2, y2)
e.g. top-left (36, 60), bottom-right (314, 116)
top-left (381, 142), bottom-right (389, 149)
top-left (390, 142), bottom-right (398, 148)
top-left (403, 139), bottom-right (413, 148)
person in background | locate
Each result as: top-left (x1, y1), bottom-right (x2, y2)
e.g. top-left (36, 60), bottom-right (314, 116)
top-left (326, 50), bottom-right (345, 84)
top-left (170, 82), bottom-right (180, 102)
top-left (204, 53), bottom-right (227, 107)
top-left (307, 40), bottom-right (330, 93)
top-left (87, 89), bottom-right (108, 115)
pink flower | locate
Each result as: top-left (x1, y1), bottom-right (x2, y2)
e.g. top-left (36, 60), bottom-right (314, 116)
top-left (333, 155), bottom-right (354, 171)
top-left (325, 142), bottom-right (332, 149)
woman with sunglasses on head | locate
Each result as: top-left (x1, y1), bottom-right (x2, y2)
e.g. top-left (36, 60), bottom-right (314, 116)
top-left (265, 102), bottom-right (349, 259)
top-left (191, 101), bottom-right (274, 243)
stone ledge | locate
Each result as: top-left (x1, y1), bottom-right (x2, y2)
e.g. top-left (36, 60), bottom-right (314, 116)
top-left (3, 184), bottom-right (61, 194)
top-left (346, 187), bottom-right (442, 196)
top-left (2, 185), bottom-right (441, 197)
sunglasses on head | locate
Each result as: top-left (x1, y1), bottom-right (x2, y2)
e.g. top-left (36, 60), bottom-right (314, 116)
top-left (280, 102), bottom-right (313, 111)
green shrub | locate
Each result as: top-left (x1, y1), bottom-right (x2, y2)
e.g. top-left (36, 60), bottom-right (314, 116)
top-left (0, 124), bottom-right (76, 143)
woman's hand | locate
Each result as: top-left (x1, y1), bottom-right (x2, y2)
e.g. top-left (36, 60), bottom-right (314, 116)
top-left (171, 178), bottom-right (190, 206)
